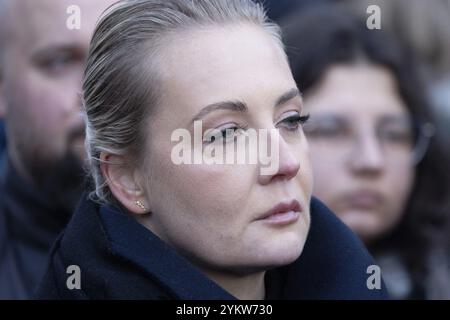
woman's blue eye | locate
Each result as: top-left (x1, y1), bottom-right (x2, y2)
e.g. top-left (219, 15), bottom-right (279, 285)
top-left (280, 114), bottom-right (310, 131)
top-left (219, 126), bottom-right (239, 140)
top-left (205, 125), bottom-right (243, 144)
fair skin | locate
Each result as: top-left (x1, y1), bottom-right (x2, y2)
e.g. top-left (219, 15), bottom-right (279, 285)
top-left (102, 24), bottom-right (313, 300)
top-left (0, 0), bottom-right (114, 205)
top-left (303, 64), bottom-right (415, 244)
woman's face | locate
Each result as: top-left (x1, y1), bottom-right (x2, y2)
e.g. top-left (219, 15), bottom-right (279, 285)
top-left (140, 25), bottom-right (312, 274)
top-left (303, 64), bottom-right (415, 244)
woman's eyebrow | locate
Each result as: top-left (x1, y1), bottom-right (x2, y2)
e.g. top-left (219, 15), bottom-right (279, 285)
top-left (274, 88), bottom-right (302, 108)
top-left (191, 101), bottom-right (248, 123)
top-left (190, 88), bottom-right (302, 124)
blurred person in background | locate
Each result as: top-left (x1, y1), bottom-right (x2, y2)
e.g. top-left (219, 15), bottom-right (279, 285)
top-left (256, 0), bottom-right (332, 21)
top-left (0, 52), bottom-right (4, 155)
top-left (343, 0), bottom-right (450, 161)
top-left (282, 5), bottom-right (450, 299)
top-left (0, 120), bottom-right (5, 155)
top-left (0, 0), bottom-right (115, 299)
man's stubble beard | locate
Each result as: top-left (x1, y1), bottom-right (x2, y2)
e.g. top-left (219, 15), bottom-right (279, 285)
top-left (27, 148), bottom-right (86, 214)
top-left (21, 125), bottom-right (87, 217)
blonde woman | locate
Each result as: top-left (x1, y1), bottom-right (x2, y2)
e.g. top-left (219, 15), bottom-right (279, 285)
top-left (36, 0), bottom-right (388, 300)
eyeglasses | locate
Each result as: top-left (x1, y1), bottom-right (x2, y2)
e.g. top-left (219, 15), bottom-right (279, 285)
top-left (302, 114), bottom-right (435, 166)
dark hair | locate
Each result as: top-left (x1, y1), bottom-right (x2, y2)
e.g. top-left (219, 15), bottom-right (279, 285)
top-left (281, 4), bottom-right (450, 288)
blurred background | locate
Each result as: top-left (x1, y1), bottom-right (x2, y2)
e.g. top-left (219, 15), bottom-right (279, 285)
top-left (0, 0), bottom-right (449, 300)
top-left (263, 0), bottom-right (450, 299)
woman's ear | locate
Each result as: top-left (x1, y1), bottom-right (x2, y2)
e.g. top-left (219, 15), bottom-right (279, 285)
top-left (100, 152), bottom-right (149, 215)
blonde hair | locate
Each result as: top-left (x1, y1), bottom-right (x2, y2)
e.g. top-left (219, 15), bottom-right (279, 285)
top-left (83, 0), bottom-right (283, 203)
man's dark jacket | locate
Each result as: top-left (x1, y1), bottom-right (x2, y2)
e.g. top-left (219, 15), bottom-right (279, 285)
top-left (0, 156), bottom-right (71, 299)
top-left (35, 193), bottom-right (389, 300)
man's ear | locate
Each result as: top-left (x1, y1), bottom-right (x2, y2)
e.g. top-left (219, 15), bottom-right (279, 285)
top-left (100, 152), bottom-right (149, 215)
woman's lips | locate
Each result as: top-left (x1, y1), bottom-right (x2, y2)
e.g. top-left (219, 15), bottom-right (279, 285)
top-left (256, 199), bottom-right (302, 225)
top-left (345, 190), bottom-right (383, 209)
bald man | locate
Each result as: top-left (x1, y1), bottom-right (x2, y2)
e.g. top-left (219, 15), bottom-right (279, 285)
top-left (0, 0), bottom-right (116, 299)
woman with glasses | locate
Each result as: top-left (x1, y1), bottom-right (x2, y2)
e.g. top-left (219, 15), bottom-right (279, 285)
top-left (282, 4), bottom-right (450, 299)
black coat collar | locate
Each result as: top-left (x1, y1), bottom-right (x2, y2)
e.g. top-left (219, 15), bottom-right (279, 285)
top-left (36, 193), bottom-right (389, 299)
top-left (99, 204), bottom-right (236, 299)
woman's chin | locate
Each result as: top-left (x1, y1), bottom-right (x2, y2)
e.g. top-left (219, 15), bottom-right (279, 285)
top-left (251, 233), bottom-right (308, 270)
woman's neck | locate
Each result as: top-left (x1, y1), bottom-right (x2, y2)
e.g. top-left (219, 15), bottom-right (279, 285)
top-left (202, 269), bottom-right (266, 300)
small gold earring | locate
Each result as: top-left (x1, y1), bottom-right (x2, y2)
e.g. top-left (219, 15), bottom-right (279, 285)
top-left (135, 200), bottom-right (146, 211)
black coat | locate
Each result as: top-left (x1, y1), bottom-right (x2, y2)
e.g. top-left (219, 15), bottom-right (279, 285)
top-left (0, 121), bottom-right (5, 154)
top-left (35, 193), bottom-right (389, 299)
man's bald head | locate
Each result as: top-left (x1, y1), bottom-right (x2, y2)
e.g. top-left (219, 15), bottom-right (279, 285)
top-left (0, 0), bottom-right (116, 209)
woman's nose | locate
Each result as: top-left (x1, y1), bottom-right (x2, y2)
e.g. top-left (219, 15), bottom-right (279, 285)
top-left (349, 133), bottom-right (385, 174)
top-left (258, 131), bottom-right (301, 185)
